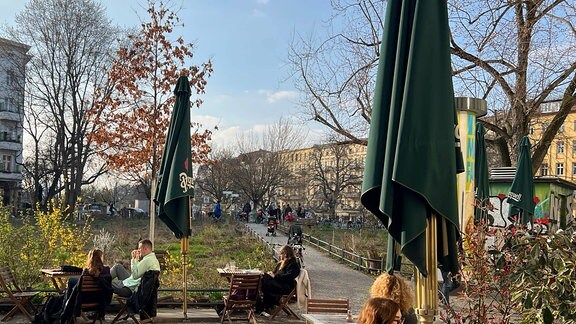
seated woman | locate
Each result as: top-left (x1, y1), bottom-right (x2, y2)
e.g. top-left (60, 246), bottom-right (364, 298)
top-left (61, 249), bottom-right (113, 321)
top-left (256, 245), bottom-right (300, 314)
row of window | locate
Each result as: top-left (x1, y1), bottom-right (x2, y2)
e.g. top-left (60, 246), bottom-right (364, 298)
top-left (540, 162), bottom-right (576, 176)
top-left (530, 120), bottom-right (576, 135)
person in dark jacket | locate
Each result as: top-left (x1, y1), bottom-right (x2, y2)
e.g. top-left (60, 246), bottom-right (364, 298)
top-left (257, 245), bottom-right (301, 314)
top-left (61, 249), bottom-right (113, 322)
top-left (127, 270), bottom-right (160, 318)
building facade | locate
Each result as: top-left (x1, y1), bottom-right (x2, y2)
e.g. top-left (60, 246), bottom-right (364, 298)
top-left (277, 141), bottom-right (368, 221)
top-left (0, 38), bottom-right (29, 208)
top-left (530, 100), bottom-right (576, 183)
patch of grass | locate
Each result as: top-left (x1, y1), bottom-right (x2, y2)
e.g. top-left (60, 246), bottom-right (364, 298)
top-left (303, 225), bottom-right (388, 258)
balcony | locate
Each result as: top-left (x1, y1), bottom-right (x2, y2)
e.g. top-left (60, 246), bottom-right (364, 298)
top-left (0, 140), bottom-right (21, 151)
top-left (0, 170), bottom-right (22, 181)
top-left (0, 110), bottom-right (22, 122)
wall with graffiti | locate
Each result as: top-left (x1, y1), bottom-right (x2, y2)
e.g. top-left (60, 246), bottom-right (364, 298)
top-left (487, 181), bottom-right (576, 234)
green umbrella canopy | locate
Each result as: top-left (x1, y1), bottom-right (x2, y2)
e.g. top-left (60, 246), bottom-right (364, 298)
top-left (360, 0), bottom-right (460, 276)
top-left (154, 75), bottom-right (194, 239)
top-left (474, 123), bottom-right (490, 223)
top-left (507, 136), bottom-right (535, 225)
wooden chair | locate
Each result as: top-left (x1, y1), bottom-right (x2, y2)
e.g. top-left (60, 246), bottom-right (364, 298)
top-left (220, 273), bottom-right (262, 324)
top-left (306, 298), bottom-right (349, 314)
top-left (269, 286), bottom-right (299, 320)
top-left (0, 266), bottom-right (39, 322)
top-left (67, 275), bottom-right (110, 324)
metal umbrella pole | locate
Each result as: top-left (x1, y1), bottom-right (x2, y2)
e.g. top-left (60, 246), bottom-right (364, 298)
top-left (181, 236), bottom-right (189, 320)
top-left (415, 213), bottom-right (438, 324)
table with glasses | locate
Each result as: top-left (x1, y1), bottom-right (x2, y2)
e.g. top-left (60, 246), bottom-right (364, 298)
top-left (40, 268), bottom-right (82, 293)
top-left (301, 313), bottom-right (357, 324)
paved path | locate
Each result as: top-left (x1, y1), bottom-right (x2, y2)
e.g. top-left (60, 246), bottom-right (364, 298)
top-left (246, 222), bottom-right (374, 314)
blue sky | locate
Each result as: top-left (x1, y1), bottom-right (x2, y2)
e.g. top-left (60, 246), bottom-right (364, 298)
top-left (0, 0), bottom-right (334, 149)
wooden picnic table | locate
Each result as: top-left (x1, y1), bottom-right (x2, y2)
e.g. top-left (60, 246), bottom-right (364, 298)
top-left (40, 268), bottom-right (82, 293)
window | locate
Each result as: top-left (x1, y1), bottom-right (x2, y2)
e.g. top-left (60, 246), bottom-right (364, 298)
top-left (559, 124), bottom-right (565, 133)
top-left (2, 155), bottom-right (11, 172)
top-left (556, 163), bottom-right (564, 176)
top-left (557, 141), bottom-right (565, 153)
top-left (573, 140), bottom-right (576, 153)
top-left (6, 70), bottom-right (15, 86)
top-left (573, 163), bottom-right (576, 176)
top-left (574, 120), bottom-right (576, 131)
top-left (529, 126), bottom-right (534, 134)
top-left (541, 163), bottom-right (548, 176)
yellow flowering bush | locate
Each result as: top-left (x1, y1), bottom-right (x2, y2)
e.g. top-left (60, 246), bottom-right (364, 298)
top-left (0, 201), bottom-right (91, 288)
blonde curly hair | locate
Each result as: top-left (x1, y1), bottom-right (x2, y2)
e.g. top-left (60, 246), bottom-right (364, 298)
top-left (370, 272), bottom-right (414, 313)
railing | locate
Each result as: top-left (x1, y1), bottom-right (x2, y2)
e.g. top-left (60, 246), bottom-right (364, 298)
top-left (246, 223), bottom-right (387, 273)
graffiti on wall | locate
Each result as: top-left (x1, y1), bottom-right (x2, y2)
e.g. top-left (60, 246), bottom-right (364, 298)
top-left (485, 191), bottom-right (575, 234)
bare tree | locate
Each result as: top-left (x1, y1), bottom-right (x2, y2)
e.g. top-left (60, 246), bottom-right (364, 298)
top-left (6, 0), bottom-right (118, 212)
top-left (307, 140), bottom-right (363, 219)
top-left (289, 0), bottom-right (576, 172)
top-left (449, 0), bottom-right (576, 170)
top-left (196, 148), bottom-right (235, 203)
top-left (228, 119), bottom-right (303, 209)
top-left (288, 0), bottom-right (385, 145)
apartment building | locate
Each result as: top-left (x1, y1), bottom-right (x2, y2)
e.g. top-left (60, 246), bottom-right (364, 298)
top-left (0, 38), bottom-right (30, 207)
top-left (530, 100), bottom-right (576, 183)
top-left (278, 141), bottom-right (368, 220)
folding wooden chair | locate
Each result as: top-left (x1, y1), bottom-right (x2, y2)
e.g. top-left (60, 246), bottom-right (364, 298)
top-left (0, 266), bottom-right (39, 322)
top-left (306, 298), bottom-right (349, 314)
top-left (220, 273), bottom-right (261, 324)
top-left (269, 286), bottom-right (299, 320)
top-left (67, 275), bottom-right (109, 324)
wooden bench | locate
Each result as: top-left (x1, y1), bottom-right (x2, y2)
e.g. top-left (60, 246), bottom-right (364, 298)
top-left (306, 298), bottom-right (349, 314)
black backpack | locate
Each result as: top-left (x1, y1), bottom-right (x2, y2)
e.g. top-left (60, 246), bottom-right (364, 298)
top-left (33, 294), bottom-right (64, 324)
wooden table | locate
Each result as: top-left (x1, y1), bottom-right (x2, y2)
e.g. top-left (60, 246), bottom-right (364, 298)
top-left (301, 313), bottom-right (357, 324)
top-left (40, 268), bottom-right (82, 292)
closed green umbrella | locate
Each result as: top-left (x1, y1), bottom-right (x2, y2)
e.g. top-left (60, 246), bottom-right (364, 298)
top-left (507, 136), bottom-right (535, 225)
top-left (154, 75), bottom-right (194, 318)
top-left (360, 1), bottom-right (460, 321)
top-left (474, 123), bottom-right (490, 223)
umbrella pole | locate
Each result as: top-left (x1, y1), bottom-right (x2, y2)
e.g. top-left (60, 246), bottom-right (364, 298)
top-left (415, 213), bottom-right (438, 323)
top-left (181, 236), bottom-right (189, 320)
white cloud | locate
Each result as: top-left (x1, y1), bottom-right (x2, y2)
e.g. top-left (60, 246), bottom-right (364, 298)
top-left (255, 89), bottom-right (298, 103)
top-left (267, 90), bottom-right (298, 103)
top-left (252, 8), bottom-right (266, 17)
top-left (256, 0), bottom-right (269, 4)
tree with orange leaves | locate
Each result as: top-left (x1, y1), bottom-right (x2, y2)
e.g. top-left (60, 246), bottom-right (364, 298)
top-left (90, 0), bottom-right (213, 201)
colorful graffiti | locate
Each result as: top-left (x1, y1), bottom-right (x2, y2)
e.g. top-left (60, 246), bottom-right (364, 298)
top-left (485, 191), bottom-right (575, 234)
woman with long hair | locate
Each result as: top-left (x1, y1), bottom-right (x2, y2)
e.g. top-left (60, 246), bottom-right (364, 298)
top-left (85, 249), bottom-right (109, 277)
top-left (358, 297), bottom-right (402, 324)
top-left (256, 245), bottom-right (300, 315)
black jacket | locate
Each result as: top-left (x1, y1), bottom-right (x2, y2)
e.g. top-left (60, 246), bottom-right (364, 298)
top-left (60, 274), bottom-right (113, 322)
top-left (127, 270), bottom-right (160, 317)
